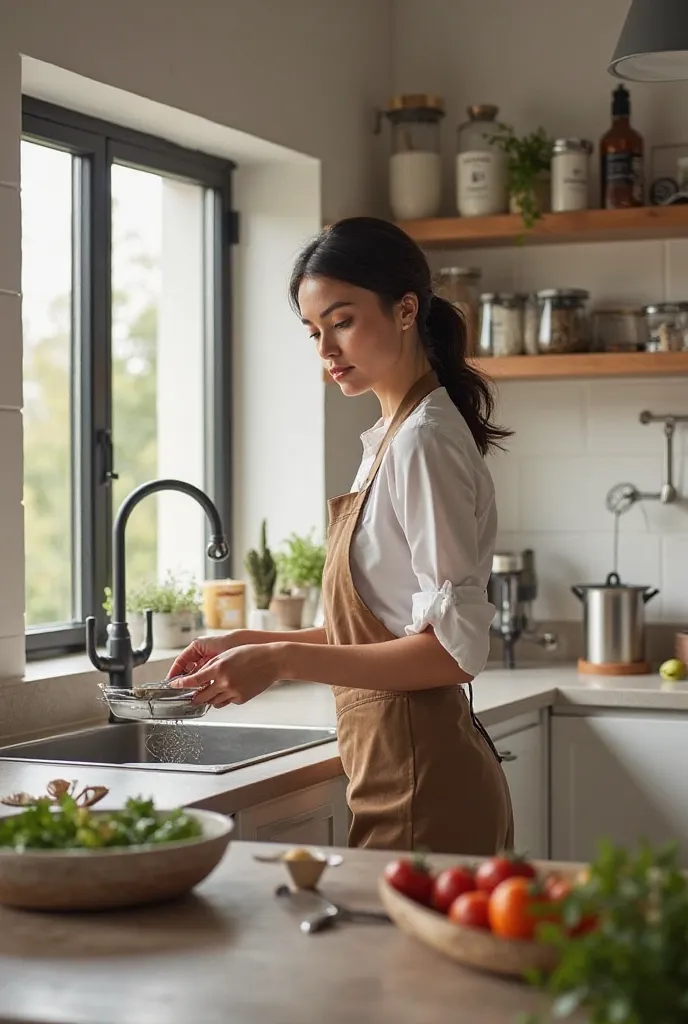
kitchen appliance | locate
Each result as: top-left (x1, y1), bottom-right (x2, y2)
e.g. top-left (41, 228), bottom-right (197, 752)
top-left (571, 571), bottom-right (658, 675)
top-left (488, 550), bottom-right (557, 669)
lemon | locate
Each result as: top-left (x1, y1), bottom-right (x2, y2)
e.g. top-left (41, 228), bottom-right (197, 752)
top-left (659, 658), bottom-right (687, 682)
top-left (283, 847), bottom-right (316, 862)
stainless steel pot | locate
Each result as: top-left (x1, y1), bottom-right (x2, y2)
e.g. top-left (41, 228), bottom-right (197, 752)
top-left (571, 572), bottom-right (659, 665)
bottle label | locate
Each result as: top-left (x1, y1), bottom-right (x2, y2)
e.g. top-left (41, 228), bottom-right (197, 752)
top-left (457, 151), bottom-right (507, 216)
top-left (604, 151), bottom-right (643, 203)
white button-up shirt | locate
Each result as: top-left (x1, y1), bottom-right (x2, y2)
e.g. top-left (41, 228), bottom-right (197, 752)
top-left (349, 385), bottom-right (497, 678)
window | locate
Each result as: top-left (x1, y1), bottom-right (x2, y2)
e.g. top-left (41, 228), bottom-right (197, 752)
top-left (21, 101), bottom-right (235, 657)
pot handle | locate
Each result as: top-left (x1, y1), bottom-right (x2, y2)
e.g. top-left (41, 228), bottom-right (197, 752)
top-left (605, 572), bottom-right (621, 586)
top-left (571, 586), bottom-right (585, 601)
top-left (643, 588), bottom-right (659, 605)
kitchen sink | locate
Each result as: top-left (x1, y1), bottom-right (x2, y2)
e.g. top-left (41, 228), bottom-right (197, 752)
top-left (0, 722), bottom-right (337, 775)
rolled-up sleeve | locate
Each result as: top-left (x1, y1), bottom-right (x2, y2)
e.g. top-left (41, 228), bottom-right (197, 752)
top-left (386, 423), bottom-right (496, 678)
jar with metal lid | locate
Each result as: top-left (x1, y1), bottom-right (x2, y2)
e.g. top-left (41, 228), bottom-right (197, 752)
top-left (592, 307), bottom-right (647, 352)
top-left (551, 138), bottom-right (593, 212)
top-left (523, 294), bottom-right (540, 355)
top-left (478, 293), bottom-right (525, 357)
top-left (456, 105), bottom-right (508, 217)
top-left (642, 302), bottom-right (688, 352)
top-left (380, 94), bottom-right (445, 221)
top-left (435, 267), bottom-right (482, 355)
top-left (537, 289), bottom-right (591, 354)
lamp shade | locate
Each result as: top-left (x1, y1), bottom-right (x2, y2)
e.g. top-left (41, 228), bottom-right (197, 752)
top-left (609, 0), bottom-right (688, 81)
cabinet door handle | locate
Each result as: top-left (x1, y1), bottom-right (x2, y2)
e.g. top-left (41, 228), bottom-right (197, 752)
top-left (499, 750), bottom-right (517, 762)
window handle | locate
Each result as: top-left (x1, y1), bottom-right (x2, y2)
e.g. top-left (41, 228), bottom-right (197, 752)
top-left (97, 429), bottom-right (119, 484)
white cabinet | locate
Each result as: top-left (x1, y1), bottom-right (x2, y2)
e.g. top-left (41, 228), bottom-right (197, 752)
top-left (488, 713), bottom-right (548, 859)
top-left (551, 713), bottom-right (688, 866)
top-left (234, 776), bottom-right (349, 847)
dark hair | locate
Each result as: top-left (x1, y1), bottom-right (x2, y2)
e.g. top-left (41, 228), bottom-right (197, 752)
top-left (289, 216), bottom-right (511, 456)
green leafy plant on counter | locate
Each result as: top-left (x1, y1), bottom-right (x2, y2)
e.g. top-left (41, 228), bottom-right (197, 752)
top-left (0, 794), bottom-right (202, 850)
top-left (244, 519), bottom-right (277, 609)
top-left (519, 839), bottom-right (688, 1024)
top-left (102, 572), bottom-right (201, 618)
top-left (487, 123), bottom-right (553, 230)
top-left (275, 530), bottom-right (326, 594)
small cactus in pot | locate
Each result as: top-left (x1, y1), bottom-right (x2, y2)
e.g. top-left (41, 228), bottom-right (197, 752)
top-left (245, 520), bottom-right (278, 629)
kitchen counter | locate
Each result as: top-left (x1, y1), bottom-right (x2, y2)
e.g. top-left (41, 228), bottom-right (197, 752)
top-left (0, 664), bottom-right (685, 817)
top-left (0, 840), bottom-right (557, 1024)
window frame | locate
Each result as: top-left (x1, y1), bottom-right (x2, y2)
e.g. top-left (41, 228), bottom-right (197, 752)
top-left (22, 99), bottom-right (236, 660)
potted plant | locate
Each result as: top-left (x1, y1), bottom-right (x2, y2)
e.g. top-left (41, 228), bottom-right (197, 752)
top-left (244, 519), bottom-right (278, 630)
top-left (275, 530), bottom-right (326, 629)
top-left (103, 572), bottom-right (202, 650)
top-left (488, 123), bottom-right (553, 229)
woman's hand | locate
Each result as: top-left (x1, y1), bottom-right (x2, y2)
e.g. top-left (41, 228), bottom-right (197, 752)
top-left (169, 643), bottom-right (287, 708)
top-left (166, 632), bottom-right (246, 681)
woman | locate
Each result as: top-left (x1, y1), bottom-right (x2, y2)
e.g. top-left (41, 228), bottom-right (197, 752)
top-left (170, 217), bottom-right (514, 855)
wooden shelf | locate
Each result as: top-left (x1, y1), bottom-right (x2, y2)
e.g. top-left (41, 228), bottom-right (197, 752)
top-left (471, 351), bottom-right (688, 380)
top-left (323, 352), bottom-right (688, 384)
top-left (397, 205), bottom-right (688, 249)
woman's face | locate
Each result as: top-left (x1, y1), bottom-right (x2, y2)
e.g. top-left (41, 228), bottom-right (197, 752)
top-left (298, 275), bottom-right (417, 395)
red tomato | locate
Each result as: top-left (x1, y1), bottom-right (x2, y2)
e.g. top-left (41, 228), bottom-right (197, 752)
top-left (383, 858), bottom-right (434, 905)
top-left (488, 877), bottom-right (557, 940)
top-left (431, 866), bottom-right (476, 914)
top-left (448, 890), bottom-right (490, 929)
top-left (475, 854), bottom-right (537, 895)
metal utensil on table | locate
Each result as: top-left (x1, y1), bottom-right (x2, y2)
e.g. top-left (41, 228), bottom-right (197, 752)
top-left (274, 883), bottom-right (390, 933)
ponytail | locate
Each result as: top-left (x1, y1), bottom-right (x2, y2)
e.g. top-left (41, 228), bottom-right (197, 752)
top-left (289, 217), bottom-right (511, 456)
top-left (423, 294), bottom-right (511, 456)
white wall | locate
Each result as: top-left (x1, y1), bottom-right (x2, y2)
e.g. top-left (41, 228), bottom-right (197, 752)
top-left (0, 0), bottom-right (394, 675)
top-left (384, 0), bottom-right (688, 626)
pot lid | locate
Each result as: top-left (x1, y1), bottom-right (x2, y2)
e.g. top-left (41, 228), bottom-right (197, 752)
top-left (572, 571), bottom-right (653, 591)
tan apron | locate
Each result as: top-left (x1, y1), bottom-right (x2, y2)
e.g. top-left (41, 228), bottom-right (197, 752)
top-left (322, 371), bottom-right (514, 855)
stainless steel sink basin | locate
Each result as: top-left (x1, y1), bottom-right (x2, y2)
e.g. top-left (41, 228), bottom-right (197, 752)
top-left (0, 722), bottom-right (337, 775)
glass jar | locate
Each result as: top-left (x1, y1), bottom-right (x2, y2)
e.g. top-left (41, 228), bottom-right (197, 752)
top-left (551, 138), bottom-right (593, 212)
top-left (435, 267), bottom-right (482, 355)
top-left (523, 294), bottom-right (541, 355)
top-left (643, 303), bottom-right (688, 352)
top-left (456, 105), bottom-right (508, 217)
top-left (537, 289), bottom-right (591, 353)
top-left (478, 293), bottom-right (525, 357)
top-left (202, 579), bottom-right (246, 630)
top-left (382, 94), bottom-right (444, 221)
top-left (591, 307), bottom-right (647, 352)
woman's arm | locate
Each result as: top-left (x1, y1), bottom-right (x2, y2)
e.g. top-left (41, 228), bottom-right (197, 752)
top-left (231, 626), bottom-right (328, 646)
top-left (275, 629), bottom-right (472, 690)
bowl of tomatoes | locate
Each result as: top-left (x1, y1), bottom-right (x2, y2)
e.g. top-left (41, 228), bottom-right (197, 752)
top-left (379, 853), bottom-right (592, 978)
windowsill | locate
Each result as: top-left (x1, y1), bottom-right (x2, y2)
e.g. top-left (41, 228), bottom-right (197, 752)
top-left (22, 647), bottom-right (179, 685)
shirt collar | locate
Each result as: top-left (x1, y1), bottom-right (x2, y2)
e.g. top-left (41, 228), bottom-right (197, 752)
top-left (360, 417), bottom-right (391, 458)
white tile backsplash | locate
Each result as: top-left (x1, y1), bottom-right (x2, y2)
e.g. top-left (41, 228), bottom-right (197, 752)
top-left (661, 535), bottom-right (688, 624)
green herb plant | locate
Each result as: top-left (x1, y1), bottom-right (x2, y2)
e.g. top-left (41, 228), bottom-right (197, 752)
top-left (487, 123), bottom-right (553, 230)
top-left (275, 530), bottom-right (326, 595)
top-left (0, 793), bottom-right (202, 850)
top-left (521, 839), bottom-right (688, 1024)
top-left (103, 572), bottom-right (201, 618)
top-left (245, 519), bottom-right (277, 609)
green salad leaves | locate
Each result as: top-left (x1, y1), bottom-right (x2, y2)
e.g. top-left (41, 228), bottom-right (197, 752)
top-left (0, 794), bottom-right (202, 851)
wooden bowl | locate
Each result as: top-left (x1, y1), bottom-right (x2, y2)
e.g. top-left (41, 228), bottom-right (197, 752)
top-left (378, 877), bottom-right (559, 978)
top-left (0, 809), bottom-right (233, 912)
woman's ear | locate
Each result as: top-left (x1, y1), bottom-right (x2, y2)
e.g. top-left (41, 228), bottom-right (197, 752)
top-left (398, 292), bottom-right (419, 331)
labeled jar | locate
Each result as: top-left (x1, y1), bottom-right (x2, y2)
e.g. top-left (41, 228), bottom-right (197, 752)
top-left (551, 138), bottom-right (593, 212)
top-left (523, 294), bottom-right (541, 355)
top-left (592, 307), bottom-right (647, 352)
top-left (435, 266), bottom-right (482, 355)
top-left (202, 579), bottom-right (246, 630)
top-left (382, 94), bottom-right (444, 221)
top-left (537, 289), bottom-right (590, 354)
top-left (643, 303), bottom-right (688, 352)
top-left (478, 293), bottom-right (525, 357)
top-left (456, 105), bottom-right (508, 217)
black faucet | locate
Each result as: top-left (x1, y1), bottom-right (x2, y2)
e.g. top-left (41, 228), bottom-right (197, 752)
top-left (86, 479), bottom-right (229, 690)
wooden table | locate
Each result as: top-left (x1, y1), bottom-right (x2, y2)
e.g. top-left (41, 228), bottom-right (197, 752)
top-left (0, 842), bottom-right (552, 1024)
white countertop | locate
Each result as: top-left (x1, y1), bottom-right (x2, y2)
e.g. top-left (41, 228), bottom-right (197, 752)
top-left (0, 664), bottom-right (685, 817)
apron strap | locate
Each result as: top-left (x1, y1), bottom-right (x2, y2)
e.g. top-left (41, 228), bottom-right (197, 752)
top-left (362, 371), bottom-right (439, 491)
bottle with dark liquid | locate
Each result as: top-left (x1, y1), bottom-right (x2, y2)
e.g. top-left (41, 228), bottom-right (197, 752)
top-left (600, 85), bottom-right (644, 209)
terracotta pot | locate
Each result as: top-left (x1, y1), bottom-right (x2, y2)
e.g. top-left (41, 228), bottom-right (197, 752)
top-left (292, 585), bottom-right (322, 628)
top-left (270, 594), bottom-right (306, 630)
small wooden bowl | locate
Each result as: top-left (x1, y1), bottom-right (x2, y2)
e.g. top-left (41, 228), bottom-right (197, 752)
top-left (379, 878), bottom-right (559, 978)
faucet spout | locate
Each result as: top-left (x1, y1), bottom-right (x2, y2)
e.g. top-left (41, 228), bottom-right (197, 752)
top-left (86, 478), bottom-right (229, 692)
